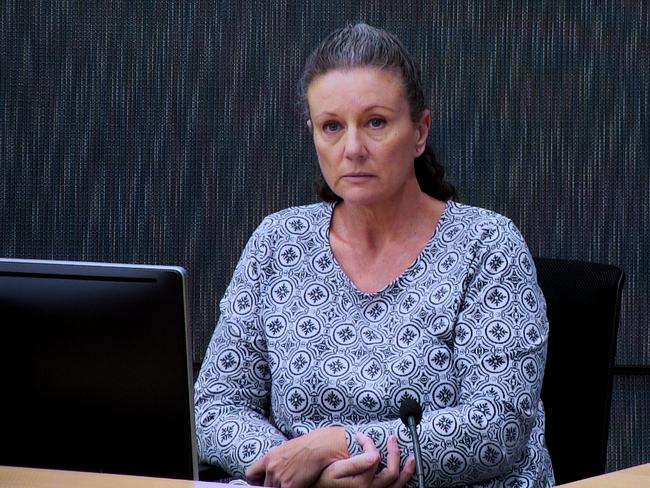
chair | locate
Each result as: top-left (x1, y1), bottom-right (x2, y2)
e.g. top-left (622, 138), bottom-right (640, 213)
top-left (534, 257), bottom-right (625, 485)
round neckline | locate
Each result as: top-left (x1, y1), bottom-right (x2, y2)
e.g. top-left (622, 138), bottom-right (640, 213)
top-left (322, 199), bottom-right (453, 297)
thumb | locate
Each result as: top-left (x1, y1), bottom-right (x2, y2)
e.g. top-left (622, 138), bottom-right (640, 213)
top-left (245, 456), bottom-right (266, 483)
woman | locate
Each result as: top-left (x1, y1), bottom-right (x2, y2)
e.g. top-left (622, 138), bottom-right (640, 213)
top-left (195, 23), bottom-right (554, 487)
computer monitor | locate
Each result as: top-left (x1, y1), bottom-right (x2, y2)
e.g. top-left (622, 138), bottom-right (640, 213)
top-left (0, 259), bottom-right (198, 480)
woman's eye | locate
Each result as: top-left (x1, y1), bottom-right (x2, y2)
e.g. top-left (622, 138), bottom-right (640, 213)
top-left (323, 121), bottom-right (341, 133)
top-left (368, 118), bottom-right (386, 128)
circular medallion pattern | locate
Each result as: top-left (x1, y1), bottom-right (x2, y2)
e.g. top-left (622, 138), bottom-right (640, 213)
top-left (521, 287), bottom-right (539, 312)
top-left (396, 324), bottom-right (421, 348)
top-left (217, 421), bottom-right (241, 447)
top-left (484, 251), bottom-right (509, 275)
top-left (432, 412), bottom-right (458, 437)
top-left (363, 299), bottom-right (389, 322)
top-left (436, 251), bottom-right (460, 275)
top-left (288, 350), bottom-right (312, 376)
top-left (485, 320), bottom-right (512, 344)
top-left (323, 355), bottom-right (351, 377)
top-left (332, 323), bottom-right (358, 346)
top-left (216, 348), bottom-right (241, 374)
top-left (296, 315), bottom-right (322, 339)
top-left (398, 292), bottom-right (422, 314)
top-left (484, 285), bottom-right (511, 310)
top-left (237, 438), bottom-right (262, 464)
top-left (429, 283), bottom-right (452, 305)
top-left (265, 315), bottom-right (287, 338)
top-left (232, 290), bottom-right (254, 315)
top-left (284, 386), bottom-right (310, 414)
top-left (356, 390), bottom-right (382, 413)
top-left (285, 216), bottom-right (310, 235)
top-left (311, 250), bottom-right (334, 274)
top-left (320, 388), bottom-right (347, 413)
top-left (479, 442), bottom-right (504, 467)
top-left (390, 354), bottom-right (416, 377)
top-left (428, 347), bottom-right (451, 372)
top-left (441, 450), bottom-right (468, 476)
top-left (432, 382), bottom-right (457, 408)
top-left (304, 283), bottom-right (330, 306)
top-left (270, 279), bottom-right (294, 304)
top-left (278, 244), bottom-right (303, 268)
top-left (520, 356), bottom-right (539, 383)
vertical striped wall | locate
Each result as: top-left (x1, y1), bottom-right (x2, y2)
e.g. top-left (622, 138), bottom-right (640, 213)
top-left (1, 0), bottom-right (648, 472)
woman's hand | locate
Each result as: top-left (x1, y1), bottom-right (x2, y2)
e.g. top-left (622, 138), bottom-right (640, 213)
top-left (316, 433), bottom-right (416, 488)
top-left (245, 426), bottom-right (348, 487)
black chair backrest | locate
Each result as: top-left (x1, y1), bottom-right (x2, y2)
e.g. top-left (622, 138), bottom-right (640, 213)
top-left (534, 257), bottom-right (625, 485)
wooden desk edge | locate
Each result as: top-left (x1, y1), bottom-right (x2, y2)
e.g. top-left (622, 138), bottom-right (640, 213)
top-left (556, 463), bottom-right (650, 487)
top-left (3, 463), bottom-right (649, 487)
top-left (0, 465), bottom-right (230, 487)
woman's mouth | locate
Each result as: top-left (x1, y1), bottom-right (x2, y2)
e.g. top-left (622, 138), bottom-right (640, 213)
top-left (342, 173), bottom-right (374, 181)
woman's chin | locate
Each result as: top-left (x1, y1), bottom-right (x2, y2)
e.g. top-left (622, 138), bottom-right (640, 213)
top-left (335, 185), bottom-right (407, 208)
top-left (336, 192), bottom-right (383, 207)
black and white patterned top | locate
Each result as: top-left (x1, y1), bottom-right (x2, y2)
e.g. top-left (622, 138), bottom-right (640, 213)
top-left (195, 201), bottom-right (555, 487)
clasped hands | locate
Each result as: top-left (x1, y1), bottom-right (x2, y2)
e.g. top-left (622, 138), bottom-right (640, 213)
top-left (245, 426), bottom-right (415, 488)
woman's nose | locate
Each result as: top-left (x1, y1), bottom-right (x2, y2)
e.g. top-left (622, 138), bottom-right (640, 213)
top-left (343, 127), bottom-right (368, 161)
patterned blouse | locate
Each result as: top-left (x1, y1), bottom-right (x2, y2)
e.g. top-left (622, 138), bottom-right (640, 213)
top-left (194, 201), bottom-right (555, 487)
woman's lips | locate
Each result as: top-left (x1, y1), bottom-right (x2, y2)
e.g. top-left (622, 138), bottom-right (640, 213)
top-left (342, 174), bottom-right (374, 182)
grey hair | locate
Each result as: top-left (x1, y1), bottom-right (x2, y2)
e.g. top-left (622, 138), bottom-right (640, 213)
top-left (298, 23), bottom-right (427, 122)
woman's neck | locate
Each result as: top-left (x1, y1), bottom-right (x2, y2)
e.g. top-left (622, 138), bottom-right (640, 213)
top-left (331, 188), bottom-right (445, 254)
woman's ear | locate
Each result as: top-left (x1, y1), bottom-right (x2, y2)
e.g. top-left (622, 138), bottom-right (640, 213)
top-left (306, 119), bottom-right (313, 133)
top-left (415, 109), bottom-right (431, 156)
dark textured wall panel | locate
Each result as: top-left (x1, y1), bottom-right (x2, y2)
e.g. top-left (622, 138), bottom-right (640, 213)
top-left (1, 0), bottom-right (648, 472)
top-left (608, 375), bottom-right (650, 471)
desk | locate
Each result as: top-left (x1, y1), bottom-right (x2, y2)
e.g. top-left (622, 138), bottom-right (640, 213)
top-left (556, 463), bottom-right (650, 487)
top-left (3, 464), bottom-right (650, 488)
top-left (0, 466), bottom-right (228, 488)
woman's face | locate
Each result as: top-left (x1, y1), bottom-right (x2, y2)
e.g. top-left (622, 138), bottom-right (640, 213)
top-left (307, 67), bottom-right (430, 207)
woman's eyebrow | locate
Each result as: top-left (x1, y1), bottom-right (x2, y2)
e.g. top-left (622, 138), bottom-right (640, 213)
top-left (313, 105), bottom-right (397, 119)
top-left (365, 105), bottom-right (397, 112)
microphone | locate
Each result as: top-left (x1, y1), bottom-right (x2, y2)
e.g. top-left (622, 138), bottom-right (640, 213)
top-left (399, 397), bottom-right (425, 488)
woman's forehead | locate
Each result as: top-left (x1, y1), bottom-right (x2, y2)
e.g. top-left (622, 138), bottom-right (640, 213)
top-left (306, 67), bottom-right (407, 114)
top-left (309, 66), bottom-right (404, 89)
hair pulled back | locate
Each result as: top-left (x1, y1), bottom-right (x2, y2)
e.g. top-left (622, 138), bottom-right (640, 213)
top-left (299, 23), bottom-right (456, 202)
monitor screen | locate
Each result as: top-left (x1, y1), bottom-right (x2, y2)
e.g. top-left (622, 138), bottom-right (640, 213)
top-left (0, 259), bottom-right (198, 480)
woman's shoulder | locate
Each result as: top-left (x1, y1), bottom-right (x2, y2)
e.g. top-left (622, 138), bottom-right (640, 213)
top-left (263, 202), bottom-right (331, 222)
top-left (252, 202), bottom-right (332, 240)
top-left (443, 200), bottom-right (528, 247)
top-left (445, 200), bottom-right (512, 226)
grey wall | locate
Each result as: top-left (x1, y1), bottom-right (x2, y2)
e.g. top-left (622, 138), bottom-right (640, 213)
top-left (1, 0), bottom-right (648, 472)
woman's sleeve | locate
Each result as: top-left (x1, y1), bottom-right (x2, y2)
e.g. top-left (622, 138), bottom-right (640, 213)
top-left (344, 219), bottom-right (549, 486)
top-left (194, 228), bottom-right (287, 479)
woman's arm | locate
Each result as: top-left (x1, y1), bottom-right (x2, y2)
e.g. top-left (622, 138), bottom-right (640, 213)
top-left (316, 434), bottom-right (416, 488)
top-left (194, 229), bottom-right (288, 479)
top-left (343, 218), bottom-right (550, 486)
top-left (245, 426), bottom-right (349, 487)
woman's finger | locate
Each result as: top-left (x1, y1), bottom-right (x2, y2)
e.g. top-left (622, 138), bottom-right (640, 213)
top-left (263, 471), bottom-right (275, 487)
top-left (355, 432), bottom-right (379, 454)
top-left (245, 455), bottom-right (266, 485)
top-left (324, 450), bottom-right (380, 480)
top-left (371, 435), bottom-right (400, 488)
top-left (388, 455), bottom-right (416, 488)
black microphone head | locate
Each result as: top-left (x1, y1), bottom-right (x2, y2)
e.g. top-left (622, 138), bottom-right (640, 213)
top-left (399, 397), bottom-right (423, 426)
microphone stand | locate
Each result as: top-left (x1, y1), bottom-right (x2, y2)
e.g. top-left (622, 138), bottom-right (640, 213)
top-left (406, 415), bottom-right (425, 488)
top-left (399, 398), bottom-right (425, 488)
